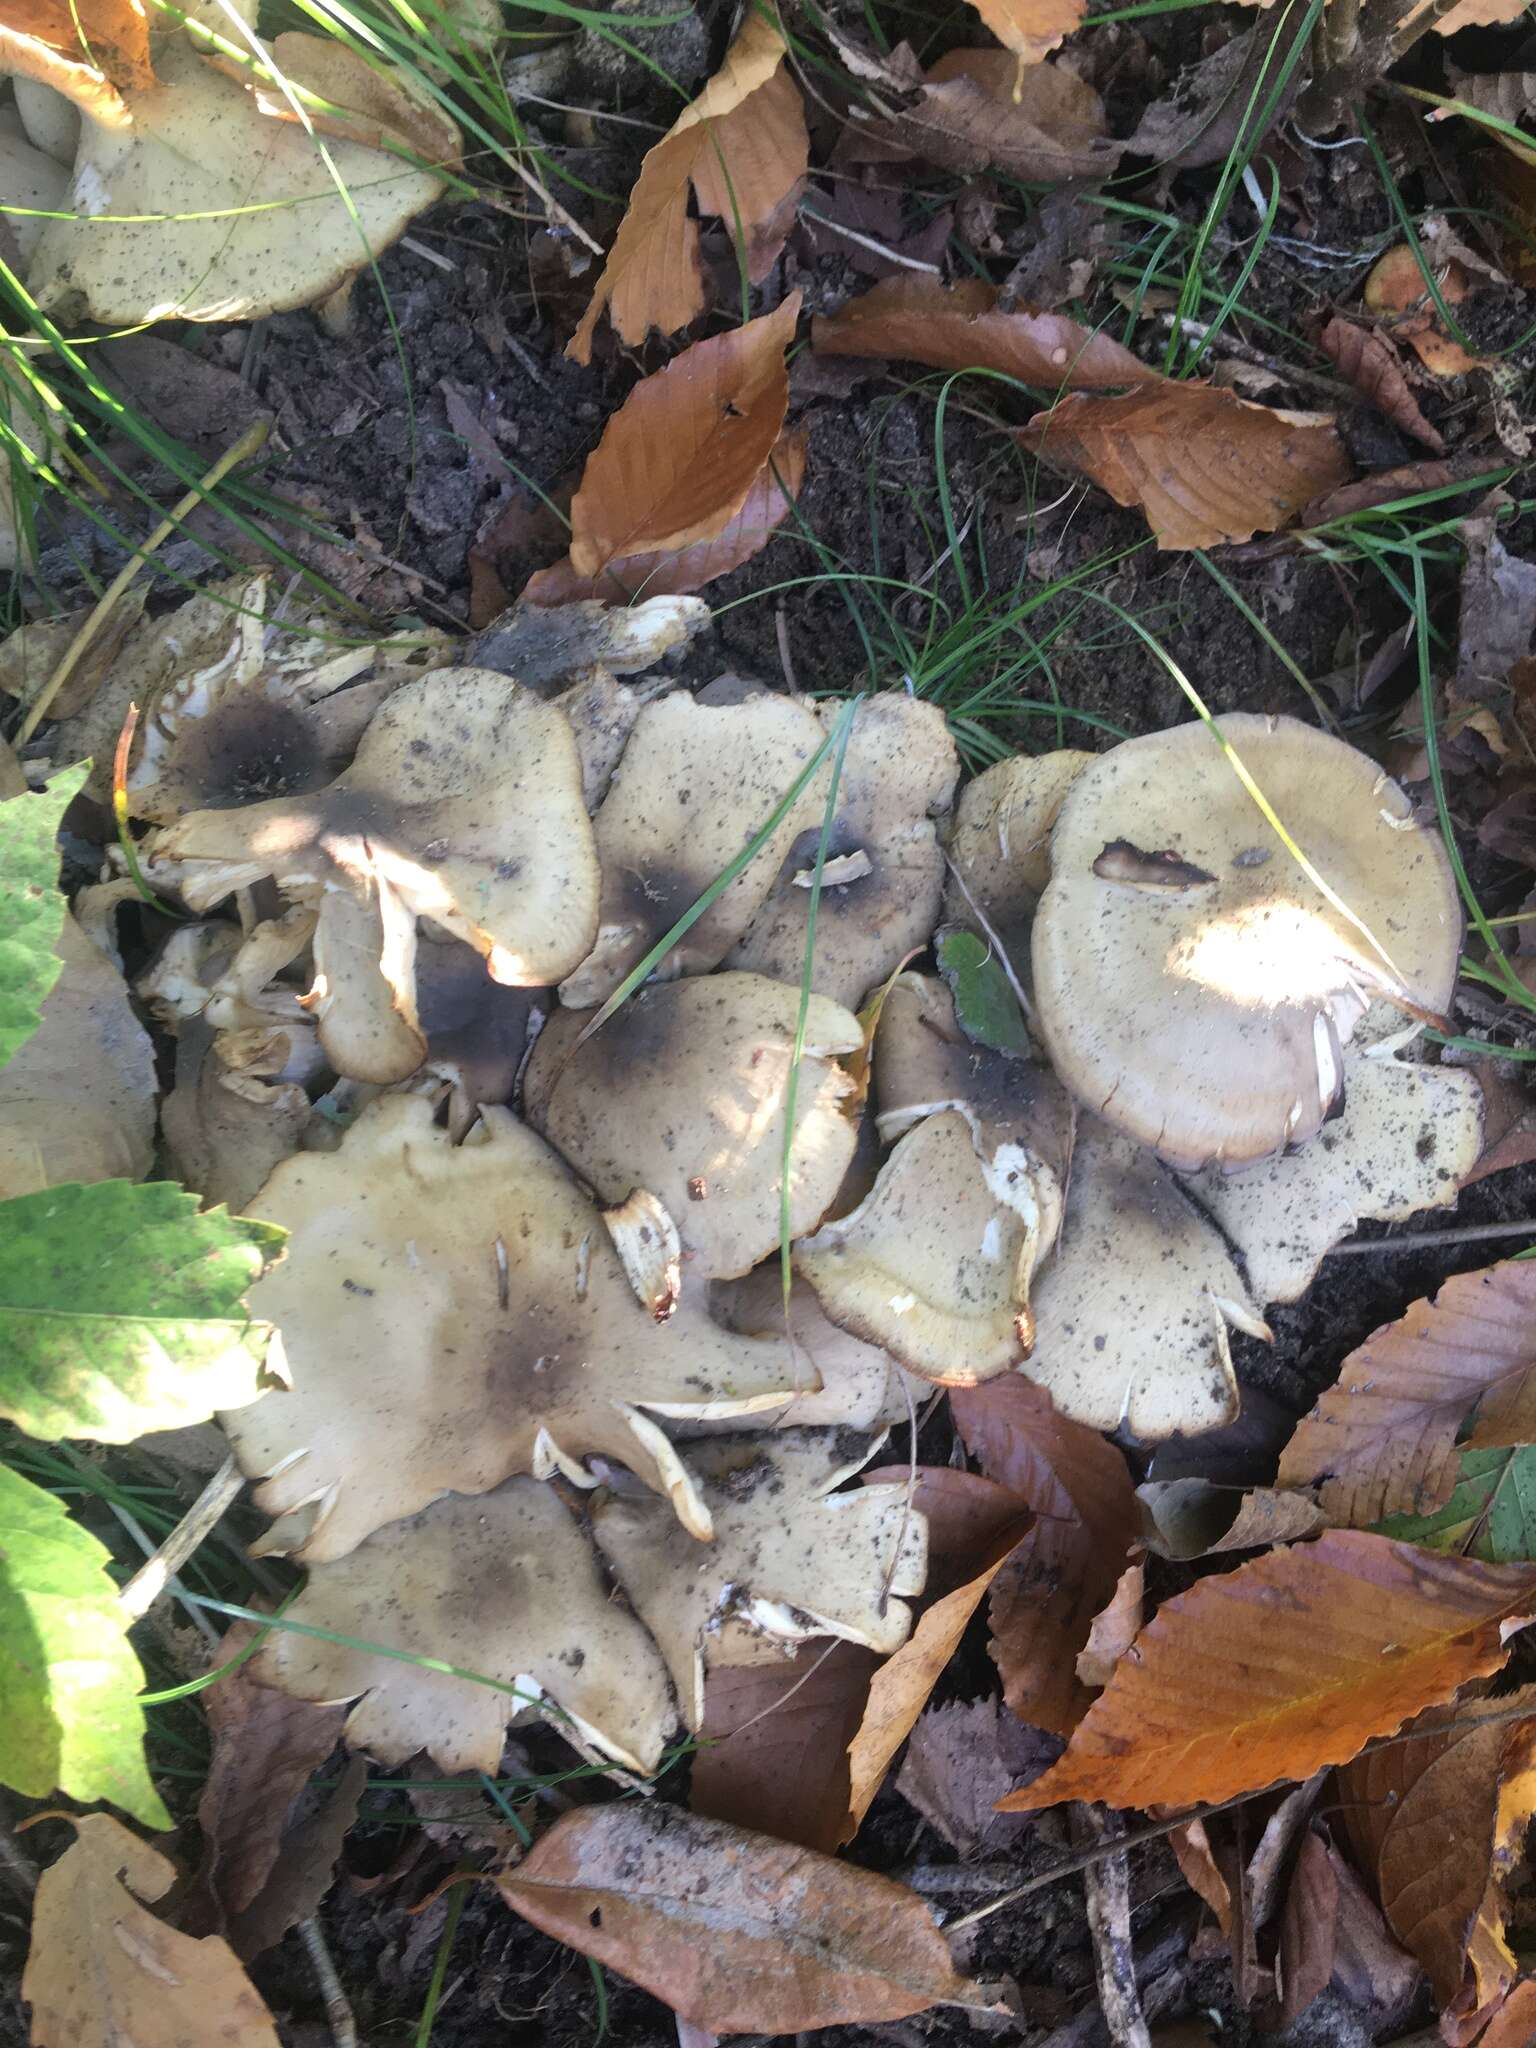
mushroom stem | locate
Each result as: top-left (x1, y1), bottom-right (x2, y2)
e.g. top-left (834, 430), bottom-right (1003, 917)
top-left (118, 1455), bottom-right (245, 1623)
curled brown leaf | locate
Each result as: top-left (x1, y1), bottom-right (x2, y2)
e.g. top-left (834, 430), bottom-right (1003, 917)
top-left (1318, 315), bottom-right (1444, 453)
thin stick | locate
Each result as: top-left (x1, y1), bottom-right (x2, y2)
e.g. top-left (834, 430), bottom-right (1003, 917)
top-left (118, 1456), bottom-right (245, 1624)
top-left (1327, 1218), bottom-right (1536, 1257)
top-left (798, 202), bottom-right (942, 275)
top-left (300, 1915), bottom-right (359, 2048)
top-left (1074, 1804), bottom-right (1151, 2048)
top-left (17, 421), bottom-right (271, 745)
top-left (941, 849), bottom-right (1037, 1025)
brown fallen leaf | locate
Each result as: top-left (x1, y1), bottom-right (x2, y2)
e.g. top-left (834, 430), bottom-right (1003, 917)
top-left (22, 1813), bottom-right (281, 2047)
top-left (1276, 1828), bottom-right (1339, 2026)
top-left (1363, 244), bottom-right (1488, 377)
top-left (1135, 1479), bottom-right (1328, 1561)
top-left (1017, 384), bottom-right (1351, 549)
top-left (566, 296), bottom-right (799, 579)
top-left (524, 431), bottom-right (805, 606)
top-left (1127, 22), bottom-right (1305, 173)
top-left (999, 1531), bottom-right (1536, 1813)
top-left (964, 0), bottom-right (1085, 64)
top-left (1171, 1816), bottom-right (1233, 1936)
top-left (950, 1377), bottom-right (1138, 1734)
top-left (228, 1753), bottom-right (369, 1961)
top-left (1301, 454), bottom-right (1494, 526)
top-left (844, 48), bottom-right (1120, 184)
top-left (185, 1624), bottom-right (347, 1932)
top-left (1318, 315), bottom-right (1444, 453)
top-left (1480, 1979), bottom-right (1536, 2047)
top-left (255, 33), bottom-right (463, 166)
top-left (1326, 1843), bottom-right (1424, 2028)
top-left (1074, 1559), bottom-right (1144, 1688)
top-left (1275, 1261), bottom-right (1536, 1526)
top-left (492, 1804), bottom-right (995, 2033)
top-left (813, 275), bottom-right (1160, 392)
top-left (842, 1485), bottom-right (1032, 1841)
top-left (896, 1700), bottom-right (1054, 1856)
top-left (568, 13), bottom-right (807, 361)
top-left (691, 1642), bottom-right (880, 1856)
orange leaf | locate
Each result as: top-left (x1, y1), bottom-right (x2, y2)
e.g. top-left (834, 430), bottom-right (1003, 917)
top-left (524, 431), bottom-right (805, 605)
top-left (950, 1377), bottom-right (1138, 1735)
top-left (690, 1642), bottom-right (879, 1857)
top-left (1017, 384), bottom-right (1351, 549)
top-left (492, 1804), bottom-right (995, 2033)
top-left (1363, 244), bottom-right (1490, 377)
top-left (1479, 1978), bottom-right (1536, 2047)
top-left (567, 13), bottom-right (807, 362)
top-left (964, 0), bottom-right (1085, 64)
top-left (842, 1490), bottom-right (1032, 1841)
top-left (999, 1531), bottom-right (1536, 1813)
top-left (566, 297), bottom-right (799, 578)
top-left (813, 276), bottom-right (1160, 391)
top-left (1276, 1262), bottom-right (1536, 1526)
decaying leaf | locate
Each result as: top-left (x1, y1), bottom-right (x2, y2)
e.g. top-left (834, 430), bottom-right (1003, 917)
top-left (951, 1375), bottom-right (1138, 1735)
top-left (223, 1094), bottom-right (803, 1560)
top-left (896, 1699), bottom-right (1053, 1856)
top-left (1136, 1478), bottom-right (1327, 1561)
top-left (23, 1814), bottom-right (280, 2046)
top-left (1319, 315), bottom-right (1445, 453)
top-left (1001, 1531), bottom-right (1536, 1813)
top-left (567, 297), bottom-right (799, 579)
top-left (524, 432), bottom-right (806, 604)
top-left (814, 275), bottom-right (1159, 392)
top-left (492, 1804), bottom-right (994, 2033)
top-left (1018, 383), bottom-right (1351, 548)
top-left (964, 0), bottom-right (1085, 62)
top-left (568, 13), bottom-right (807, 360)
top-left (1275, 1260), bottom-right (1536, 1526)
top-left (1074, 1559), bottom-right (1144, 1688)
top-left (1363, 244), bottom-right (1487, 378)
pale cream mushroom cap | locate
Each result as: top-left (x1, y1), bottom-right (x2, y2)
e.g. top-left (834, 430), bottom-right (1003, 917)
top-left (0, 122), bottom-right (68, 265)
top-left (796, 1109), bottom-right (1042, 1385)
top-left (161, 1027), bottom-right (310, 1214)
top-left (27, 33), bottom-right (452, 324)
top-left (524, 972), bottom-right (862, 1281)
top-left (1023, 1115), bottom-right (1270, 1440)
top-left (1180, 1038), bottom-right (1485, 1304)
top-left (943, 748), bottom-right (1093, 951)
top-left (725, 695), bottom-right (961, 1008)
top-left (558, 692), bottom-right (826, 1008)
top-left (552, 669), bottom-right (641, 811)
top-left (710, 1265), bottom-right (926, 1431)
top-left (593, 1430), bottom-right (928, 1728)
top-left (12, 79), bottom-right (79, 167)
top-left (223, 1094), bottom-right (804, 1561)
top-left (251, 1478), bottom-right (676, 1776)
top-left (1032, 714), bottom-right (1463, 1171)
top-left (306, 884), bottom-right (425, 1085)
top-left (152, 668), bottom-right (599, 990)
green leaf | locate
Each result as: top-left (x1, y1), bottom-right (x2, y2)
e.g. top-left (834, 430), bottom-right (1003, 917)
top-left (0, 762), bottom-right (89, 1071)
top-left (936, 926), bottom-right (1031, 1059)
top-left (0, 1462), bottom-right (169, 1827)
top-left (0, 1181), bottom-right (285, 1441)
top-left (1374, 1444), bottom-right (1536, 1563)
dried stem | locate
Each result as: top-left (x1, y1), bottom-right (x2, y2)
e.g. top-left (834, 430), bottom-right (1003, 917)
top-left (300, 1915), bottom-right (359, 2048)
top-left (1074, 1804), bottom-right (1152, 2048)
top-left (118, 1456), bottom-right (245, 1625)
top-left (1327, 1218), bottom-right (1536, 1257)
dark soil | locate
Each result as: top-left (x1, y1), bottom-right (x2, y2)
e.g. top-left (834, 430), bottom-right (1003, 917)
top-left (10, 0), bottom-right (1536, 2042)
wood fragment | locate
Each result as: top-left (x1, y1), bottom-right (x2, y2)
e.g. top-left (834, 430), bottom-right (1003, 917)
top-left (1071, 1803), bottom-right (1151, 2048)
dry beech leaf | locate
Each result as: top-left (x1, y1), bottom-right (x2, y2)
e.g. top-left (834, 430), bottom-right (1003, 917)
top-left (1135, 1479), bottom-right (1327, 1561)
top-left (842, 1472), bottom-right (1033, 1842)
top-left (226, 1753), bottom-right (369, 1963)
top-left (1363, 245), bottom-right (1487, 377)
top-left (845, 47), bottom-right (1120, 184)
top-left (1277, 1829), bottom-right (1339, 2027)
top-left (950, 1376), bottom-right (1138, 1735)
top-left (692, 1643), bottom-right (880, 1856)
top-left (1000, 1531), bottom-right (1536, 1814)
top-left (525, 432), bottom-right (805, 605)
top-left (23, 1813), bottom-right (281, 2048)
top-left (1276, 1261), bottom-right (1536, 1526)
top-left (964, 0), bottom-right (1085, 64)
top-left (1074, 1559), bottom-right (1144, 1689)
top-left (896, 1700), bottom-right (1054, 1855)
top-left (1318, 315), bottom-right (1444, 454)
top-left (813, 276), bottom-right (1159, 391)
top-left (492, 1804), bottom-right (995, 2033)
top-left (258, 34), bottom-right (463, 165)
top-left (1018, 383), bottom-right (1351, 549)
top-left (568, 12), bottom-right (806, 361)
top-left (567, 296), bottom-right (799, 578)
top-left (1481, 1980), bottom-right (1536, 2047)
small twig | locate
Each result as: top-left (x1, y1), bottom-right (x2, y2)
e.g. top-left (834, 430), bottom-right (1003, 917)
top-left (1154, 315), bottom-right (1353, 406)
top-left (774, 602), bottom-right (801, 698)
top-left (119, 1456), bottom-right (245, 1623)
top-left (940, 850), bottom-right (1037, 1026)
top-left (798, 202), bottom-right (942, 276)
top-left (1074, 1804), bottom-right (1152, 2048)
top-left (400, 233), bottom-right (456, 272)
top-left (1327, 1218), bottom-right (1536, 1257)
top-left (17, 420), bottom-right (271, 746)
top-left (300, 1915), bottom-right (359, 2048)
top-left (501, 152), bottom-right (603, 257)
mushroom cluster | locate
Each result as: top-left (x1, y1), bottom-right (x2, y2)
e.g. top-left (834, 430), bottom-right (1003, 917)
top-left (92, 598), bottom-right (1483, 1774)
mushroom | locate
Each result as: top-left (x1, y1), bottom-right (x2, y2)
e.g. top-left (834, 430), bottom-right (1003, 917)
top-left (725, 695), bottom-right (961, 1007)
top-left (0, 113), bottom-right (68, 265)
top-left (304, 885), bottom-right (426, 1085)
top-left (412, 927), bottom-right (546, 1135)
top-left (710, 1265), bottom-right (926, 1431)
top-left (150, 669), bottom-right (601, 1036)
top-left (27, 29), bottom-right (457, 324)
top-left (222, 1094), bottom-right (807, 1561)
top-left (523, 971), bottom-right (863, 1282)
top-left (943, 747), bottom-right (1094, 956)
top-left (552, 669), bottom-right (641, 811)
top-left (161, 1023), bottom-right (310, 1213)
top-left (557, 691), bottom-right (827, 1008)
top-left (1179, 1034), bottom-right (1485, 1303)
top-left (1022, 1115), bottom-right (1271, 1439)
top-left (592, 1430), bottom-right (928, 1728)
top-left (251, 1477), bottom-right (676, 1775)
top-left (466, 594), bottom-right (709, 690)
top-left (1032, 714), bottom-right (1463, 1170)
top-left (793, 973), bottom-right (1075, 1385)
